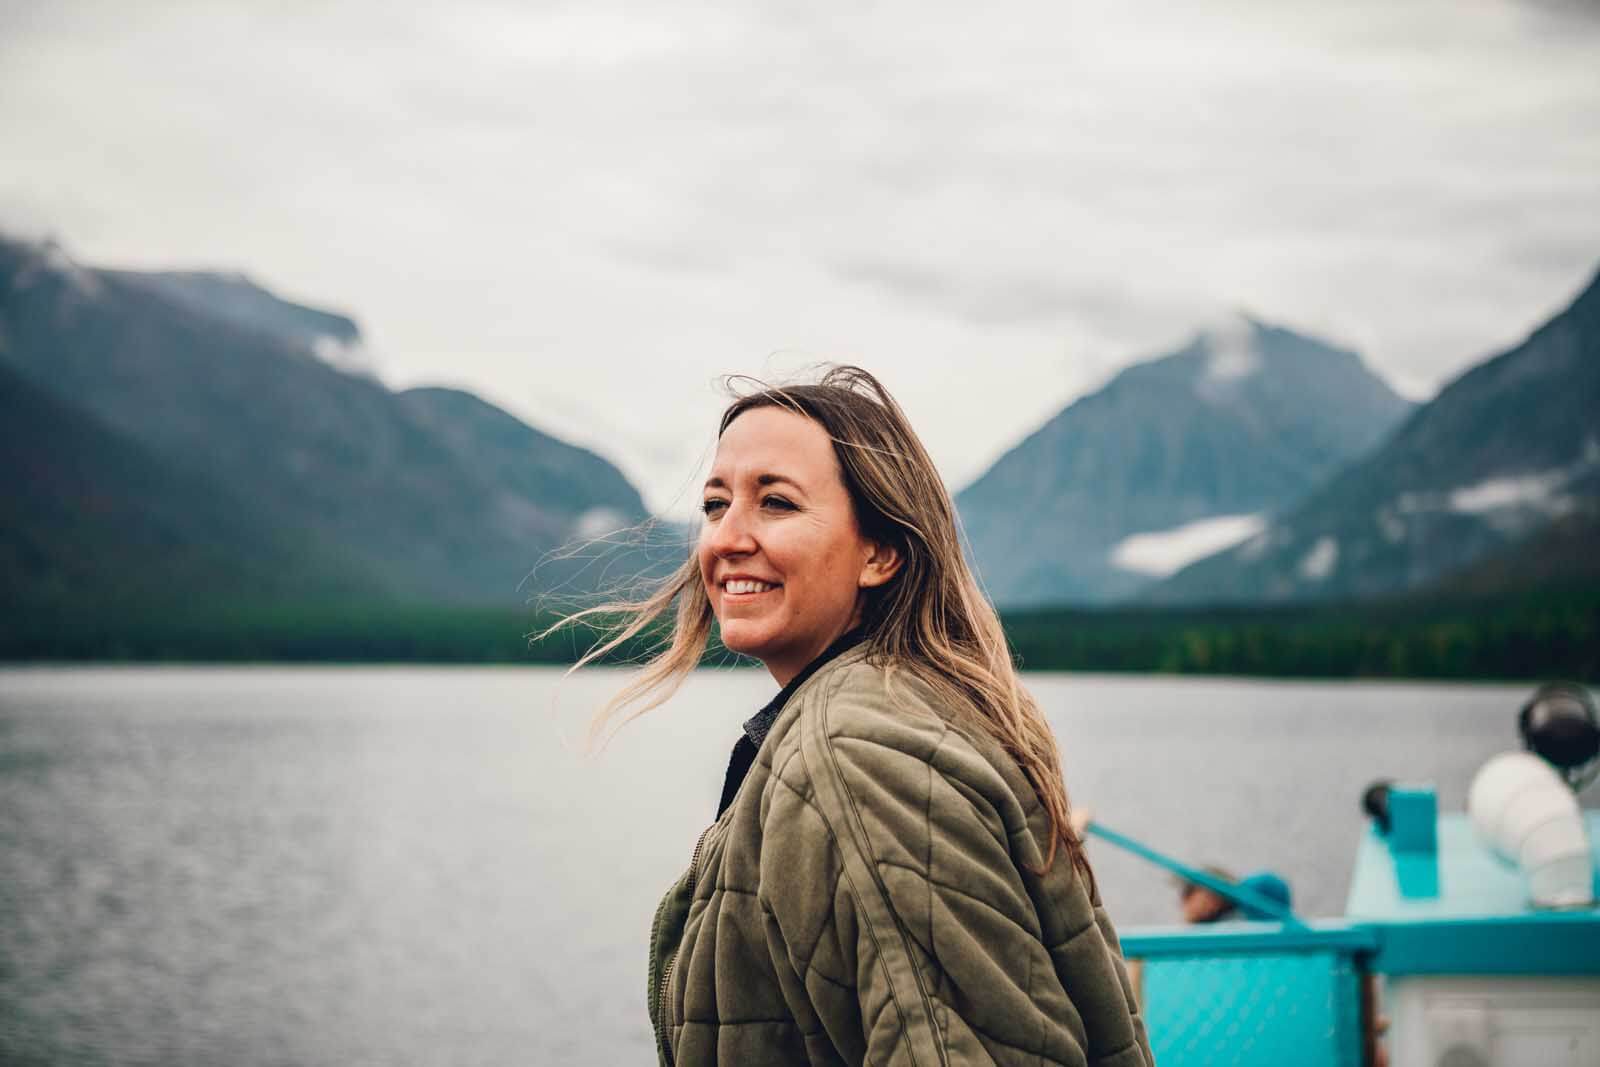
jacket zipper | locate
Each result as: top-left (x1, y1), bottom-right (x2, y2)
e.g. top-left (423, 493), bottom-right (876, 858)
top-left (656, 819), bottom-right (719, 1064)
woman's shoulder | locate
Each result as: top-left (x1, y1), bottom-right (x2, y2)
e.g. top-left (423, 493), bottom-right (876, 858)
top-left (761, 653), bottom-right (1048, 876)
top-left (786, 655), bottom-right (948, 747)
top-left (773, 655), bottom-right (1029, 815)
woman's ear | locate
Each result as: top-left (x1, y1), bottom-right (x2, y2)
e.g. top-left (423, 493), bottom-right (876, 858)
top-left (858, 541), bottom-right (903, 589)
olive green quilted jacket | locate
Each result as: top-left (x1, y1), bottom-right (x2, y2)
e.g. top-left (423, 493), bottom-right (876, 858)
top-left (648, 648), bottom-right (1154, 1066)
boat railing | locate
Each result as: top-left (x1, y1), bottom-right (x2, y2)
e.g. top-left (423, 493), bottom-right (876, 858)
top-left (1119, 922), bottom-right (1379, 1067)
top-left (1088, 820), bottom-right (1379, 1066)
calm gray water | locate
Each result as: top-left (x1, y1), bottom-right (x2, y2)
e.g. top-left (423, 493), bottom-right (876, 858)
top-left (0, 666), bottom-right (1530, 1066)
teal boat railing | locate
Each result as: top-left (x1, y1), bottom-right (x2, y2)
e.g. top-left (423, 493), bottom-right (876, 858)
top-left (1086, 821), bottom-right (1373, 1067)
top-left (1119, 924), bottom-right (1378, 1067)
top-left (1084, 820), bottom-right (1306, 927)
top-left (1090, 801), bottom-right (1600, 1065)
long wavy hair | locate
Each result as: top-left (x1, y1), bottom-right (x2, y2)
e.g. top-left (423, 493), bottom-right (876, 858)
top-left (554, 365), bottom-right (1091, 882)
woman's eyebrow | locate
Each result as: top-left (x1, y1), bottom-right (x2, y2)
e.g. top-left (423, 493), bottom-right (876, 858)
top-left (756, 473), bottom-right (804, 492)
top-left (702, 473), bottom-right (805, 492)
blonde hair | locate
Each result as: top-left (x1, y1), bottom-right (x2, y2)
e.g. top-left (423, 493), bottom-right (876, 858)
top-left (553, 365), bottom-right (1091, 882)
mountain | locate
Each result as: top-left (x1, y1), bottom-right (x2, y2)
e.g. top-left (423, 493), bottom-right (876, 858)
top-left (0, 361), bottom-right (384, 621)
top-left (955, 316), bottom-right (1414, 605)
top-left (1147, 264), bottom-right (1600, 605)
top-left (122, 269), bottom-right (373, 374)
top-left (397, 386), bottom-right (644, 541)
top-left (0, 234), bottom-right (651, 608)
top-left (1419, 504), bottom-right (1600, 600)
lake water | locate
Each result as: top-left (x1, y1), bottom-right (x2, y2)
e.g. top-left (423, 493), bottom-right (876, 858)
top-left (0, 666), bottom-right (1532, 1066)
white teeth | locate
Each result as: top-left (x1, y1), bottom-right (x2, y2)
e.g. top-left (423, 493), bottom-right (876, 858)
top-left (724, 579), bottom-right (776, 594)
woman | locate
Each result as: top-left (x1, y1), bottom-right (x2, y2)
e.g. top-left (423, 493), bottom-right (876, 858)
top-left (566, 366), bottom-right (1152, 1066)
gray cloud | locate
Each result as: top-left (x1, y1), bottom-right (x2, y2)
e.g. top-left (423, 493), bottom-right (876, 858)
top-left (2, 0), bottom-right (1597, 509)
top-left (832, 258), bottom-right (1151, 334)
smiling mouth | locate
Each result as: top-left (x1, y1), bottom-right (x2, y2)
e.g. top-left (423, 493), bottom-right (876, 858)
top-left (722, 579), bottom-right (780, 595)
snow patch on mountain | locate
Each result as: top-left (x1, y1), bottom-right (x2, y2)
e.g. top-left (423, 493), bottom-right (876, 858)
top-left (1299, 536), bottom-right (1339, 581)
top-left (1449, 470), bottom-right (1569, 515)
top-left (1384, 453), bottom-right (1597, 528)
top-left (1110, 513), bottom-right (1265, 577)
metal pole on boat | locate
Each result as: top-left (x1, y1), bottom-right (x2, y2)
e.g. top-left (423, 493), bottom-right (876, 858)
top-left (1084, 820), bottom-right (1308, 929)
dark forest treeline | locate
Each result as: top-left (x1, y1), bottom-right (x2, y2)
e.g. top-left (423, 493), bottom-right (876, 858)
top-left (1002, 584), bottom-right (1598, 681)
top-left (0, 603), bottom-right (635, 667)
top-left (4, 584), bottom-right (1595, 682)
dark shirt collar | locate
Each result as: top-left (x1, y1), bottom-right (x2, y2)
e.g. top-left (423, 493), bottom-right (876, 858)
top-left (740, 628), bottom-right (866, 750)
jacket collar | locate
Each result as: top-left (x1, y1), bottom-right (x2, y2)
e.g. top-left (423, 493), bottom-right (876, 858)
top-left (741, 629), bottom-right (867, 749)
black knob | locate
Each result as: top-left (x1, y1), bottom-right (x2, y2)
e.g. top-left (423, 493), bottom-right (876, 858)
top-left (1519, 683), bottom-right (1600, 772)
top-left (1361, 779), bottom-right (1394, 833)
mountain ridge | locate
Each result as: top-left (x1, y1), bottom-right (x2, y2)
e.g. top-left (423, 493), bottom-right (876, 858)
top-left (1146, 262), bottom-right (1600, 605)
top-left (121, 269), bottom-right (372, 374)
top-left (0, 233), bottom-right (651, 607)
top-left (956, 314), bottom-right (1414, 605)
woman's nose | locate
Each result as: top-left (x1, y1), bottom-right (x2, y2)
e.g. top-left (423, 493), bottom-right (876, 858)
top-left (707, 501), bottom-right (758, 557)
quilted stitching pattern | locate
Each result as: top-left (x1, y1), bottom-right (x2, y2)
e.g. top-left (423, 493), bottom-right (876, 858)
top-left (657, 653), bottom-right (1155, 1067)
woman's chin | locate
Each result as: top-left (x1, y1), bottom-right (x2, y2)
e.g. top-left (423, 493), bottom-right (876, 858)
top-left (718, 624), bottom-right (772, 662)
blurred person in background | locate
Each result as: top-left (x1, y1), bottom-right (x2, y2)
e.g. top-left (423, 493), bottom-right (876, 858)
top-left (1177, 868), bottom-right (1294, 924)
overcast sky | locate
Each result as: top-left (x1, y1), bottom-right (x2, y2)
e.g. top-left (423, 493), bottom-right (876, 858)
top-left (4, 0), bottom-right (1598, 514)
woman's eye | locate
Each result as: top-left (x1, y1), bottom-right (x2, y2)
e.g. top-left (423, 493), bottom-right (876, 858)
top-left (700, 498), bottom-right (729, 517)
top-left (761, 495), bottom-right (797, 511)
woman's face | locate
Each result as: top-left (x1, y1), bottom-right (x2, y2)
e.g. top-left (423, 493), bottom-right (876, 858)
top-left (699, 406), bottom-right (898, 685)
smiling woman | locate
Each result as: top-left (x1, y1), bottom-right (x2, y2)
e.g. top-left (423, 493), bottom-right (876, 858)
top-left (555, 366), bottom-right (1152, 1067)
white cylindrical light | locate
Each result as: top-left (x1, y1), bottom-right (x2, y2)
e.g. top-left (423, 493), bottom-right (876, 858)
top-left (1467, 751), bottom-right (1594, 909)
